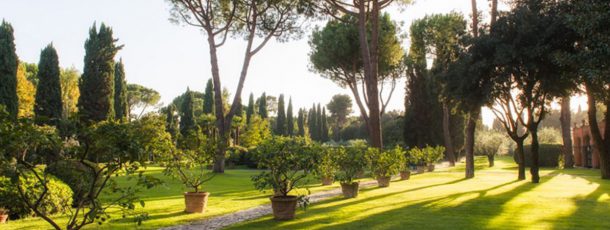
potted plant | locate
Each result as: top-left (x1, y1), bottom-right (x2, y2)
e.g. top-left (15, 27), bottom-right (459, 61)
top-left (164, 129), bottom-right (215, 214)
top-left (315, 146), bottom-right (339, 186)
top-left (424, 146), bottom-right (445, 172)
top-left (408, 147), bottom-right (426, 174)
top-left (365, 147), bottom-right (401, 188)
top-left (394, 146), bottom-right (412, 180)
top-left (251, 136), bottom-right (316, 220)
top-left (0, 208), bottom-right (7, 224)
top-left (334, 145), bottom-right (367, 198)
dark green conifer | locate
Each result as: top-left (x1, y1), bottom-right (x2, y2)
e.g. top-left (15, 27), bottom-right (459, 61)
top-left (113, 59), bottom-right (128, 121)
top-left (180, 88), bottom-right (196, 136)
top-left (286, 97), bottom-right (294, 136)
top-left (0, 20), bottom-right (18, 118)
top-left (203, 78), bottom-right (214, 114)
top-left (275, 94), bottom-right (286, 135)
top-left (246, 93), bottom-right (255, 123)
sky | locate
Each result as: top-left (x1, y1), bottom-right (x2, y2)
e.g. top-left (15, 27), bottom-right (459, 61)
top-left (0, 0), bottom-right (586, 126)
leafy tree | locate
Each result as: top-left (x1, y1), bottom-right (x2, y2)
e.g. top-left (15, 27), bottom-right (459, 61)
top-left (180, 88), bottom-right (196, 136)
top-left (35, 44), bottom-right (63, 125)
top-left (16, 63), bottom-right (35, 118)
top-left (246, 93), bottom-right (255, 124)
top-left (203, 78), bottom-right (214, 114)
top-left (297, 108), bottom-right (305, 136)
top-left (286, 98), bottom-right (294, 136)
top-left (0, 20), bottom-right (18, 118)
top-left (113, 59), bottom-right (128, 121)
top-left (241, 115), bottom-right (271, 149)
top-left (60, 67), bottom-right (80, 118)
top-left (22, 62), bottom-right (39, 86)
top-left (275, 94), bottom-right (286, 135)
top-left (165, 104), bottom-right (179, 140)
top-left (475, 130), bottom-right (505, 167)
top-left (171, 90), bottom-right (204, 116)
top-left (327, 94), bottom-right (352, 141)
top-left (78, 23), bottom-right (122, 123)
top-left (126, 83), bottom-right (160, 119)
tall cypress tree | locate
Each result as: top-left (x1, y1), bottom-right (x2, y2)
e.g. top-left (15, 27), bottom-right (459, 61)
top-left (309, 104), bottom-right (318, 141)
top-left (275, 94), bottom-right (286, 135)
top-left (180, 88), bottom-right (196, 136)
top-left (34, 44), bottom-right (63, 125)
top-left (203, 78), bottom-right (214, 114)
top-left (165, 104), bottom-right (179, 140)
top-left (0, 20), bottom-right (18, 118)
top-left (316, 103), bottom-right (323, 141)
top-left (321, 107), bottom-right (329, 142)
top-left (258, 92), bottom-right (268, 119)
top-left (113, 59), bottom-right (128, 121)
top-left (297, 108), bottom-right (305, 137)
top-left (246, 93), bottom-right (255, 123)
top-left (286, 97), bottom-right (294, 136)
top-left (78, 23), bottom-right (122, 123)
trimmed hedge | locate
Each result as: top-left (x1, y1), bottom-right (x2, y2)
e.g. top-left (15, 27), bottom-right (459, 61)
top-left (514, 144), bottom-right (562, 167)
top-left (0, 173), bottom-right (73, 219)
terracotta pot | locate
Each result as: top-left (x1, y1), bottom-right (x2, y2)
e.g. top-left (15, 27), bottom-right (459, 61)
top-left (376, 176), bottom-right (391, 187)
top-left (340, 182), bottom-right (359, 198)
top-left (184, 192), bottom-right (210, 213)
top-left (0, 213), bottom-right (7, 224)
top-left (400, 171), bottom-right (411, 180)
top-left (427, 164), bottom-right (435, 172)
top-left (270, 196), bottom-right (298, 220)
top-left (416, 165), bottom-right (426, 174)
top-left (321, 176), bottom-right (334, 186)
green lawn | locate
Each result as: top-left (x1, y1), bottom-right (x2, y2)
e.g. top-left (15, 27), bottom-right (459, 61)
top-left (229, 156), bottom-right (610, 230)
top-left (3, 168), bottom-right (340, 230)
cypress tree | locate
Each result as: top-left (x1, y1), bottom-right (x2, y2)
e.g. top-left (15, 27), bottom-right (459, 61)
top-left (258, 92), bottom-right (268, 119)
top-left (321, 108), bottom-right (329, 142)
top-left (113, 59), bottom-right (128, 121)
top-left (203, 78), bottom-right (214, 114)
top-left (316, 103), bottom-right (323, 141)
top-left (180, 88), bottom-right (196, 136)
top-left (0, 20), bottom-right (18, 118)
top-left (166, 104), bottom-right (179, 139)
top-left (297, 108), bottom-right (305, 136)
top-left (309, 104), bottom-right (318, 140)
top-left (286, 97), bottom-right (294, 136)
top-left (34, 44), bottom-right (63, 125)
top-left (246, 93), bottom-right (255, 123)
top-left (275, 94), bottom-right (286, 135)
top-left (78, 23), bottom-right (122, 123)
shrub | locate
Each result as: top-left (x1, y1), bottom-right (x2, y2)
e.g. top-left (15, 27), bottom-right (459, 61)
top-left (365, 147), bottom-right (402, 178)
top-left (315, 146), bottom-right (339, 179)
top-left (423, 145), bottom-right (445, 164)
top-left (335, 144), bottom-right (368, 184)
top-left (0, 171), bottom-right (73, 219)
top-left (516, 144), bottom-right (562, 167)
top-left (407, 147), bottom-right (426, 166)
top-left (164, 129), bottom-right (215, 193)
top-left (45, 160), bottom-right (100, 205)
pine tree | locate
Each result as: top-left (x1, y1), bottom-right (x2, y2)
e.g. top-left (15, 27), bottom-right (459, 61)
top-left (297, 108), bottom-right (305, 137)
top-left (286, 97), bottom-right (294, 136)
top-left (0, 20), bottom-right (18, 118)
top-left (113, 59), bottom-right (128, 121)
top-left (34, 44), bottom-right (63, 125)
top-left (275, 94), bottom-right (286, 135)
top-left (258, 92), bottom-right (268, 119)
top-left (203, 78), bottom-right (214, 114)
top-left (246, 93), bottom-right (255, 123)
top-left (180, 88), bottom-right (196, 136)
top-left (78, 23), bottom-right (122, 123)
top-left (321, 108), bottom-right (329, 142)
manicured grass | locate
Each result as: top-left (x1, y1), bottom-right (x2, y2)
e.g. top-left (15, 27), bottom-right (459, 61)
top-left (3, 167), bottom-right (340, 230)
top-left (229, 156), bottom-right (610, 230)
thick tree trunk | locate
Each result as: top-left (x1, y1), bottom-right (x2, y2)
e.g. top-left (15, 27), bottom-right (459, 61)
top-left (465, 109), bottom-right (479, 178)
top-left (487, 154), bottom-right (495, 167)
top-left (585, 85), bottom-right (610, 179)
top-left (560, 97), bottom-right (574, 168)
top-left (529, 128), bottom-right (540, 183)
top-left (443, 104), bottom-right (456, 166)
top-left (515, 138), bottom-right (526, 180)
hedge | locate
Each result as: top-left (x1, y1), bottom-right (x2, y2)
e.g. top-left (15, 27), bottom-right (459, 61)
top-left (514, 144), bottom-right (562, 167)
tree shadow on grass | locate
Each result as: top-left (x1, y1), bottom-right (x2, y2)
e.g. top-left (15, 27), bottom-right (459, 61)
top-left (550, 175), bottom-right (610, 229)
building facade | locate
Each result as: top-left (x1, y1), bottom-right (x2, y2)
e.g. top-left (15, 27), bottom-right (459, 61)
top-left (572, 120), bottom-right (606, 168)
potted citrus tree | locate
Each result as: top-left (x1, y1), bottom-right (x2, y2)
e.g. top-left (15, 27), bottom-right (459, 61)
top-left (251, 136), bottom-right (316, 220)
top-left (315, 146), bottom-right (339, 186)
top-left (164, 129), bottom-right (216, 214)
top-left (424, 145), bottom-right (445, 172)
top-left (409, 147), bottom-right (426, 174)
top-left (334, 145), bottom-right (367, 198)
top-left (366, 147), bottom-right (402, 188)
top-left (0, 207), bottom-right (7, 224)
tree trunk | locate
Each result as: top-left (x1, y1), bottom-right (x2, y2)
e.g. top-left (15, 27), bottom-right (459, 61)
top-left (585, 85), bottom-right (610, 179)
top-left (465, 109), bottom-right (479, 178)
top-left (487, 154), bottom-right (495, 167)
top-left (443, 104), bottom-right (456, 166)
top-left (529, 128), bottom-right (540, 183)
top-left (515, 138), bottom-right (526, 180)
top-left (560, 97), bottom-right (574, 168)
top-left (471, 0), bottom-right (479, 38)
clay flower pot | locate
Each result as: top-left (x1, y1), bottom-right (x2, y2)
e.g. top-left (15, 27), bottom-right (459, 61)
top-left (400, 171), bottom-right (411, 180)
top-left (427, 164), bottom-right (435, 172)
top-left (184, 192), bottom-right (210, 213)
top-left (270, 196), bottom-right (298, 220)
top-left (416, 165), bottom-right (426, 174)
top-left (321, 176), bottom-right (334, 186)
top-left (376, 176), bottom-right (391, 187)
top-left (340, 182), bottom-right (359, 198)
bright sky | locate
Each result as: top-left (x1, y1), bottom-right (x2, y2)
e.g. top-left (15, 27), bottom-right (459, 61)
top-left (0, 0), bottom-right (586, 126)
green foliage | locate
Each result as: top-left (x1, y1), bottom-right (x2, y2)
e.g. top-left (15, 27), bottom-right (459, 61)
top-left (0, 20), bottom-right (18, 119)
top-left (321, 108), bottom-right (329, 142)
top-left (526, 127), bottom-right (562, 145)
top-left (314, 146), bottom-right (339, 178)
top-left (286, 98), bottom-right (294, 136)
top-left (297, 108), bottom-right (305, 136)
top-left (179, 89), bottom-right (196, 136)
top-left (126, 83), bottom-right (160, 119)
top-left (113, 60), bottom-right (128, 120)
top-left (60, 67), bottom-right (80, 119)
top-left (78, 23), bottom-right (123, 123)
top-left (475, 131), bottom-right (506, 156)
top-left (241, 115), bottom-right (271, 149)
top-left (258, 93), bottom-right (268, 119)
top-left (251, 136), bottom-right (316, 197)
top-left (275, 94), bottom-right (286, 135)
top-left (246, 93), bottom-right (255, 124)
top-left (519, 144), bottom-right (563, 167)
top-left (0, 172), bottom-right (73, 219)
top-left (203, 78), bottom-right (214, 114)
top-left (327, 94), bottom-right (352, 140)
top-left (34, 44), bottom-right (63, 125)
top-left (164, 104), bottom-right (179, 139)
top-left (334, 143), bottom-right (367, 184)
top-left (45, 160), bottom-right (100, 207)
top-left (165, 129), bottom-right (215, 192)
top-left (408, 145), bottom-right (445, 165)
top-left (365, 147), bottom-right (402, 178)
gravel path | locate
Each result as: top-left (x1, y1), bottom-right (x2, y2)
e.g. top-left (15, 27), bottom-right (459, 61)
top-left (161, 180), bottom-right (379, 230)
